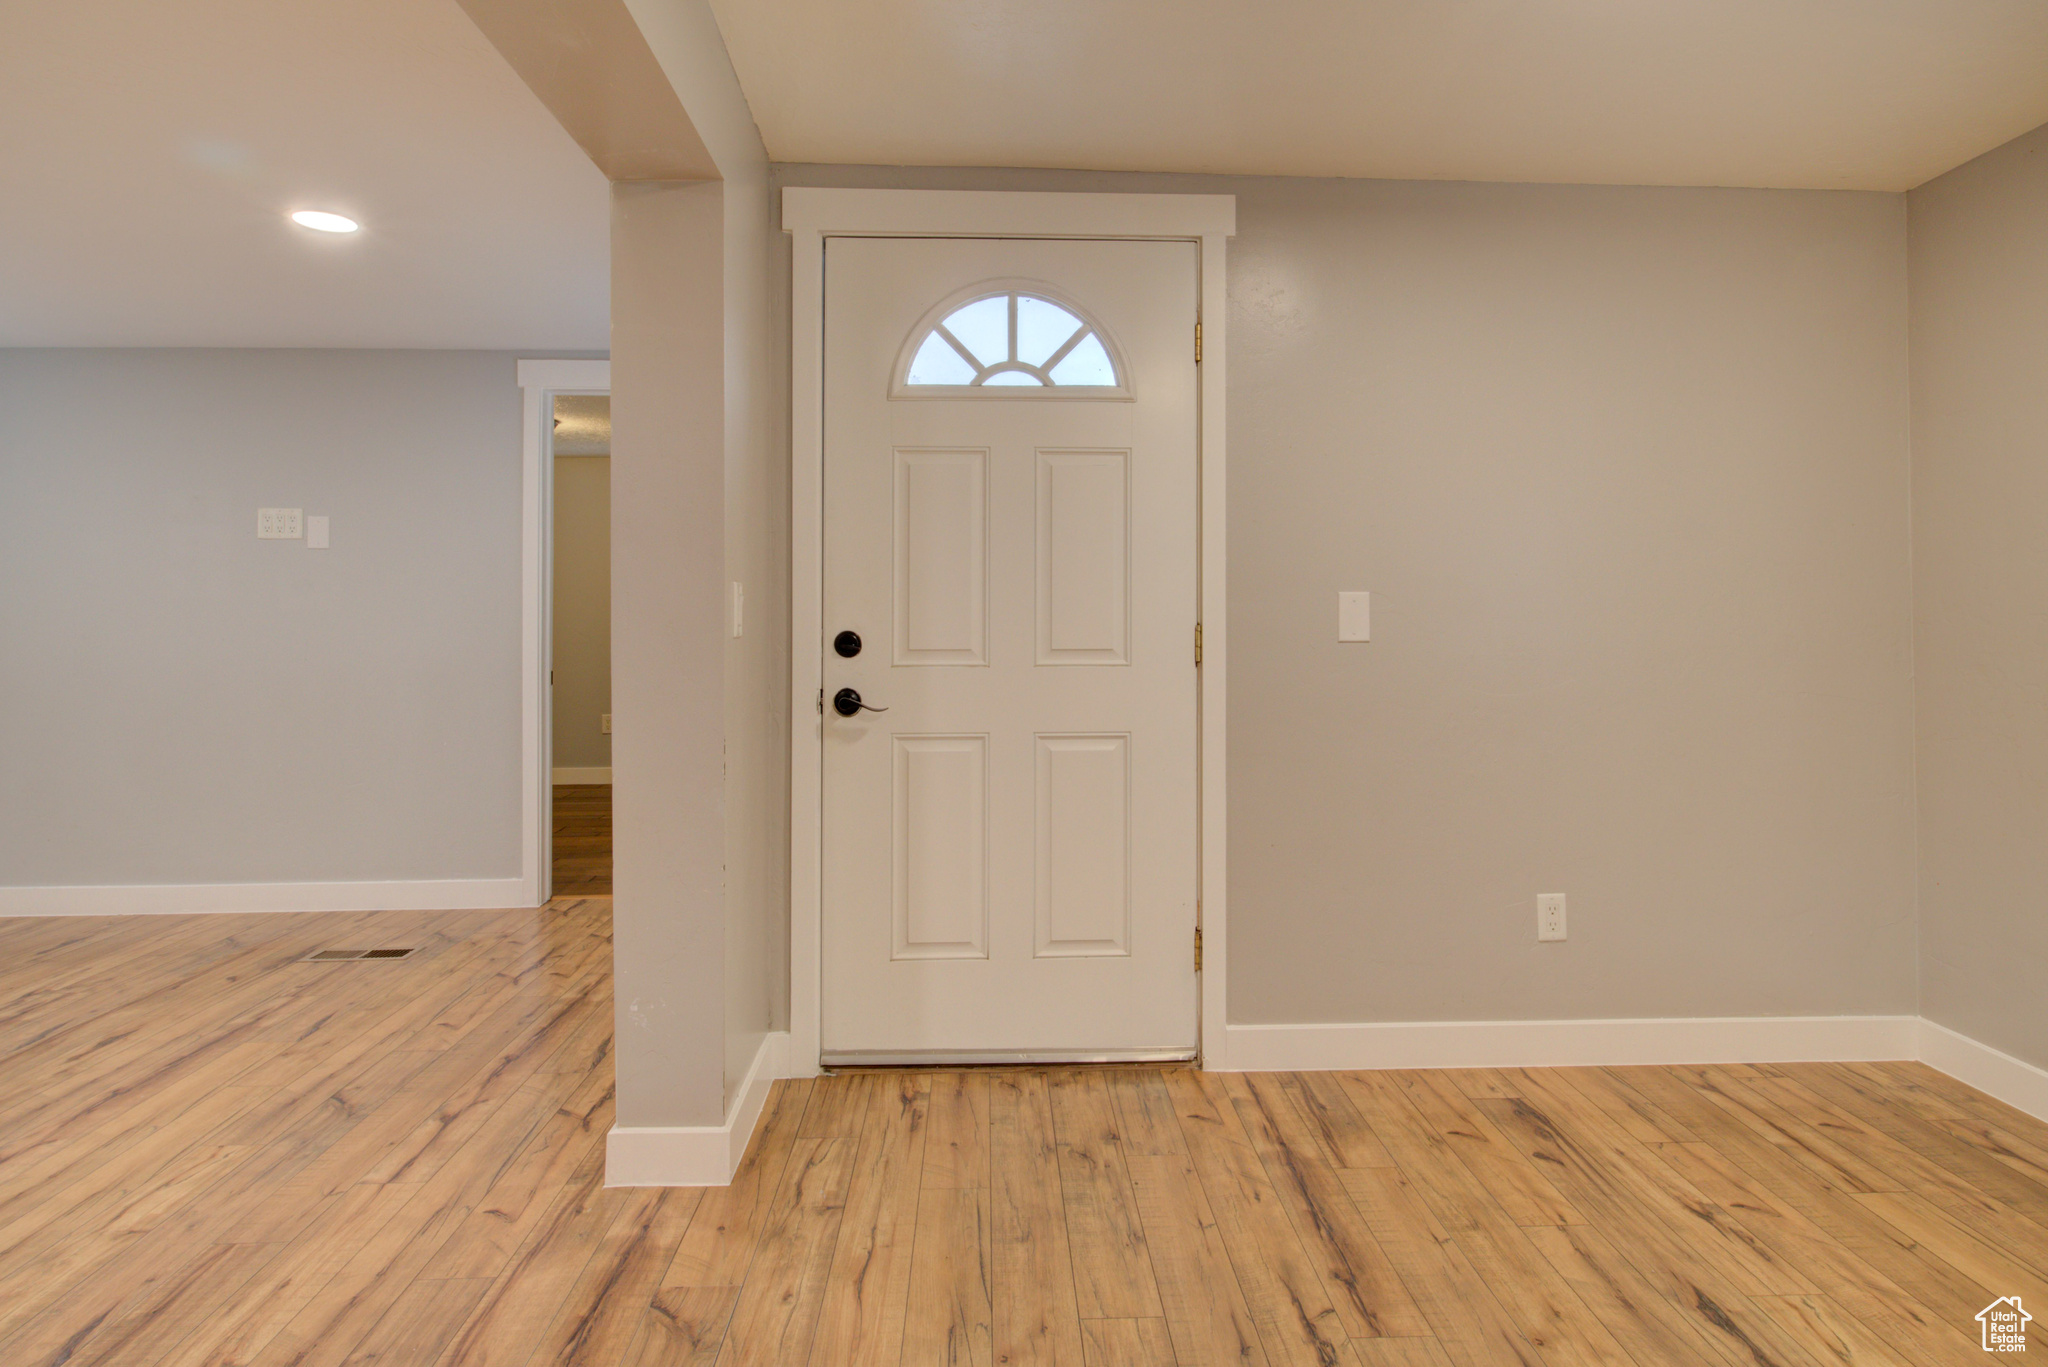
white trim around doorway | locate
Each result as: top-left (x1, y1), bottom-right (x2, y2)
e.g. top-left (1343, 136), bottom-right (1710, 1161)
top-left (518, 359), bottom-right (611, 909)
top-left (781, 188), bottom-right (1236, 1076)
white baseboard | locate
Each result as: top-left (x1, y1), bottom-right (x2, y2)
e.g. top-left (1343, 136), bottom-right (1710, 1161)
top-left (0, 878), bottom-right (534, 917)
top-left (607, 1031), bottom-right (790, 1186)
top-left (1223, 1015), bottom-right (1921, 1073)
top-left (1916, 1019), bottom-right (2048, 1124)
top-left (552, 767), bottom-right (612, 784)
top-left (1222, 1014), bottom-right (2048, 1126)
top-left (605, 1015), bottom-right (2048, 1186)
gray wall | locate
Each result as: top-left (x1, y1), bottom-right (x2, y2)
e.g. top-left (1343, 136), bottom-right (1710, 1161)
top-left (614, 0), bottom-right (786, 1127)
top-left (0, 348), bottom-right (560, 886)
top-left (611, 180), bottom-right (731, 1128)
top-left (552, 454), bottom-right (612, 771)
top-left (775, 165), bottom-right (1921, 1027)
top-left (1909, 122), bottom-right (2048, 1067)
top-left (720, 154), bottom-right (786, 1110)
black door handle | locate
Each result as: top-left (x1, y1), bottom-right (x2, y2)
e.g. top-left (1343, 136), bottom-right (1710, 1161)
top-left (833, 687), bottom-right (888, 717)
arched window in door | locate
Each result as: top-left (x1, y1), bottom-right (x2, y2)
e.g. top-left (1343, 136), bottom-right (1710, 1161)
top-left (894, 284), bottom-right (1130, 398)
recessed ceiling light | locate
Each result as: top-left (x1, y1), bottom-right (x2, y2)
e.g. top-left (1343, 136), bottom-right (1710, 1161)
top-left (290, 210), bottom-right (359, 234)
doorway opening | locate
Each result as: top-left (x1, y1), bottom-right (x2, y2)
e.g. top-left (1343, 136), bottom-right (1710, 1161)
top-left (551, 393), bottom-right (612, 896)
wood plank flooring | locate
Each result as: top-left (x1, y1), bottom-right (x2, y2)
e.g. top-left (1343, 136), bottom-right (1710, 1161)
top-left (3, 896), bottom-right (2045, 1365)
top-left (552, 784), bottom-right (611, 896)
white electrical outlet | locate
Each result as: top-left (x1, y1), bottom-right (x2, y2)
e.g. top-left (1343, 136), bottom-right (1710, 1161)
top-left (1538, 893), bottom-right (1567, 942)
top-left (731, 581), bottom-right (744, 638)
top-left (600, 713), bottom-right (611, 735)
top-left (257, 508), bottom-right (302, 539)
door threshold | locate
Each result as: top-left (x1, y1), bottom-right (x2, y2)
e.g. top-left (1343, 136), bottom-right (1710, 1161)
top-left (821, 1048), bottom-right (1196, 1070)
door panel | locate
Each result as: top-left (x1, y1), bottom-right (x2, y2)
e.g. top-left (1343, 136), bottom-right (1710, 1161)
top-left (894, 448), bottom-right (988, 665)
top-left (1036, 449), bottom-right (1129, 665)
top-left (1034, 732), bottom-right (1131, 958)
top-left (821, 236), bottom-right (1199, 1062)
top-left (892, 734), bottom-right (988, 960)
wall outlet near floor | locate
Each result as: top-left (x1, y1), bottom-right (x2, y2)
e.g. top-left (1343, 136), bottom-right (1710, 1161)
top-left (600, 713), bottom-right (611, 735)
top-left (1538, 893), bottom-right (1567, 942)
top-left (257, 508), bottom-right (302, 539)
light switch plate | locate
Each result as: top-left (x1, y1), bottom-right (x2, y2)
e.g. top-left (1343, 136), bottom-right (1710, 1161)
top-left (257, 508), bottom-right (302, 539)
top-left (1338, 591), bottom-right (1370, 642)
top-left (305, 515), bottom-right (330, 549)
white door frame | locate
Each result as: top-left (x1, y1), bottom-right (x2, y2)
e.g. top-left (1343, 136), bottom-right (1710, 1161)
top-left (517, 359), bottom-right (611, 907)
top-left (783, 188), bottom-right (1235, 1073)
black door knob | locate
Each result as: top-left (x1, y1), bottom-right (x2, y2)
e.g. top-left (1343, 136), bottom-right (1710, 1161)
top-left (833, 629), bottom-right (862, 658)
top-left (832, 687), bottom-right (887, 717)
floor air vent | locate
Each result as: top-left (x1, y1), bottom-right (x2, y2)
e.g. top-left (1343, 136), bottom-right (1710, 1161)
top-left (301, 947), bottom-right (419, 962)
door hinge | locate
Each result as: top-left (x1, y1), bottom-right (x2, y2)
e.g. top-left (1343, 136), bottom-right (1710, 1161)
top-left (816, 688), bottom-right (824, 715)
top-left (1194, 926), bottom-right (1204, 972)
top-left (1194, 321), bottom-right (1203, 364)
top-left (1194, 622), bottom-right (1203, 666)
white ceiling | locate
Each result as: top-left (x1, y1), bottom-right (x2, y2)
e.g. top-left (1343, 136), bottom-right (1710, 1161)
top-left (12, 0), bottom-right (2048, 350)
top-left (0, 0), bottom-right (610, 348)
top-left (710, 0), bottom-right (2048, 192)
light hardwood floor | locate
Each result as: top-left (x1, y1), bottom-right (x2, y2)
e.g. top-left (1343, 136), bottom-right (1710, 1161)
top-left (2, 896), bottom-right (2045, 1366)
top-left (551, 784), bottom-right (612, 897)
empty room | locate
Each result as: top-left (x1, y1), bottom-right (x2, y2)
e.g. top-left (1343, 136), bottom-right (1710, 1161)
top-left (6, 1), bottom-right (2048, 1363)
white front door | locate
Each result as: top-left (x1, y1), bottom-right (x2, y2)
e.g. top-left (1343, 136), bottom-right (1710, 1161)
top-left (820, 236), bottom-right (1200, 1064)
